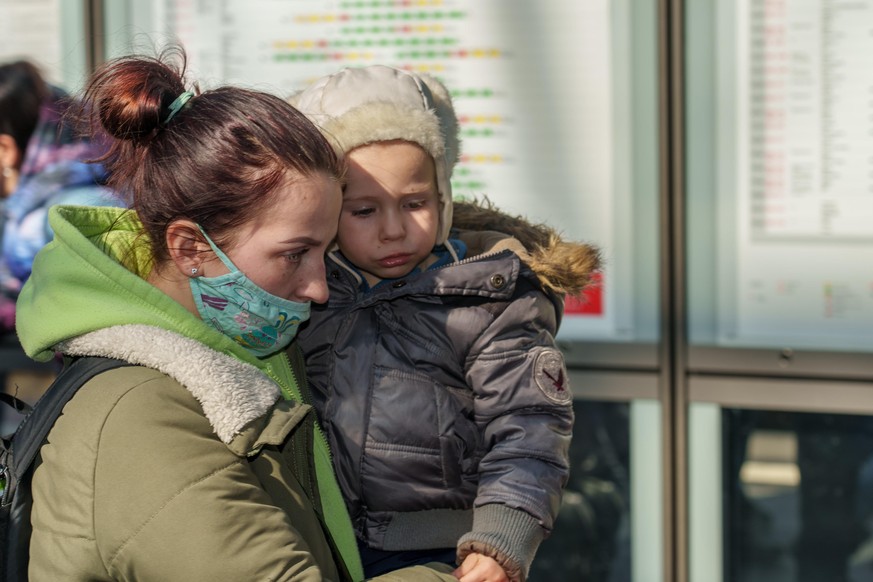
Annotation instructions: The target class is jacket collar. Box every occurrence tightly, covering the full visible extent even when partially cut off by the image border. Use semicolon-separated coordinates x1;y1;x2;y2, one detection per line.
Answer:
452;200;602;296
324;247;524;308
56;324;281;444
327;238;466;293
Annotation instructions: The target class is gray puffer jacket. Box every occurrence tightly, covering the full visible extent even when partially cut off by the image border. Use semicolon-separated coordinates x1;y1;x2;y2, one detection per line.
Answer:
298;200;601;582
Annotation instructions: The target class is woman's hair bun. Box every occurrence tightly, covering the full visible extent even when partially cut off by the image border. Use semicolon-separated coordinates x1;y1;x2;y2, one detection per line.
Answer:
85;48;187;142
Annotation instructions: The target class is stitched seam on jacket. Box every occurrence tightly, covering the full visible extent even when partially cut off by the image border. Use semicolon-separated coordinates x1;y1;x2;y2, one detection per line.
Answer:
86;372;159;575
376;309;448;357
30;377;151;544
106;460;245;568
365;441;441;455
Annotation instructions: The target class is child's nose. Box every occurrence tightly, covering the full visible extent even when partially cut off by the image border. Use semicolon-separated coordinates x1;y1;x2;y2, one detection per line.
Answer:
379;211;405;241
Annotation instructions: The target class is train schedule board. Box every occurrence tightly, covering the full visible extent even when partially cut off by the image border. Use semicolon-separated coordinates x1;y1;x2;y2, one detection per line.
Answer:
111;0;651;342
723;0;873;351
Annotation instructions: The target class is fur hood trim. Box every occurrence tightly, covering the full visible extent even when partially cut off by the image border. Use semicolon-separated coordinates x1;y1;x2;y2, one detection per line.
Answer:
453;199;602;296
56;325;280;444
289;65;460;244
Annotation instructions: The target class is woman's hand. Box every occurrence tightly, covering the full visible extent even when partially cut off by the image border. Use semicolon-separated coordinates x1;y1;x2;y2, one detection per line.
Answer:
452;552;509;582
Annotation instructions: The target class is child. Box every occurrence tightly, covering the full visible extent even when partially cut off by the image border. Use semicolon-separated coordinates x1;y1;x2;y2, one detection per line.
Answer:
291;65;600;582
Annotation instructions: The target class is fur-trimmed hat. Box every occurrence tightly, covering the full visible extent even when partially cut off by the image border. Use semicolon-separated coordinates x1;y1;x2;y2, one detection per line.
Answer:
289;65;460;245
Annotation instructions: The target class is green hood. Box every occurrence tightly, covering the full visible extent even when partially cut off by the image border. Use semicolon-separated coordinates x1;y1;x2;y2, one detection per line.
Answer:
17;205;260;365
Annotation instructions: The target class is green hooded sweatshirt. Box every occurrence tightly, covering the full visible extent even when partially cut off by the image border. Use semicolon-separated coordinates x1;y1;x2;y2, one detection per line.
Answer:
16;205;364;580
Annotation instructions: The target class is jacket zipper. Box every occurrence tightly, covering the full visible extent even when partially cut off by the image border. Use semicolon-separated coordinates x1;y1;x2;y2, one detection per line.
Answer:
264;350;338;498
436;248;510;270
267;351;332;462
272;350;364;581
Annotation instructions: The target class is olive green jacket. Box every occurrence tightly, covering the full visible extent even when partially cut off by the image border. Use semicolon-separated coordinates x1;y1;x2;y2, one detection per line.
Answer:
31;335;346;580
16;205;458;581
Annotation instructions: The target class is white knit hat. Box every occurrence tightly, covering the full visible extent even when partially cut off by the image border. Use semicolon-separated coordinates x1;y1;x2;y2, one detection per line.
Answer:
289;65;460;245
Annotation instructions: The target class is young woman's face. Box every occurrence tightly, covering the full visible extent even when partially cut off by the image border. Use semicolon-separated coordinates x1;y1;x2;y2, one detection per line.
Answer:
214;171;342;304
338;141;440;284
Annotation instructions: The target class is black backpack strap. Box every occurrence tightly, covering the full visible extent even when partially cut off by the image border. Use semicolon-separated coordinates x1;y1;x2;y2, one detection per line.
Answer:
0;394;31;417
1;357;131;582
11;357;131;482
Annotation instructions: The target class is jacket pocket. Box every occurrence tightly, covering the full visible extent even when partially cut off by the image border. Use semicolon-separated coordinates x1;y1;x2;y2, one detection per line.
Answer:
361;366;479;511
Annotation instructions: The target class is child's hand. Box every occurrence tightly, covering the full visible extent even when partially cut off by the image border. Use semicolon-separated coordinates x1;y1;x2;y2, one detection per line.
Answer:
452;552;509;582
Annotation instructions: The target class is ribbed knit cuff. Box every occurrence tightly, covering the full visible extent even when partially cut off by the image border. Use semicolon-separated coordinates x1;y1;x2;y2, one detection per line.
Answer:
456;504;546;582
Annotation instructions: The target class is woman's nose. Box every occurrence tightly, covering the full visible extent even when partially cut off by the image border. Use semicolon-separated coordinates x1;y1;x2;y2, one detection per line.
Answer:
294;261;330;304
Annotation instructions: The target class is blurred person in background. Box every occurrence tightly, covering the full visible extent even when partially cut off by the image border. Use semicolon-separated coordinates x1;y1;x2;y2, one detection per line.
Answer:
0;60;122;334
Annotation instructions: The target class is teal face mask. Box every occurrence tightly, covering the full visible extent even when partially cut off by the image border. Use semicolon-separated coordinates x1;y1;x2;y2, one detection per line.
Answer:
189;228;311;357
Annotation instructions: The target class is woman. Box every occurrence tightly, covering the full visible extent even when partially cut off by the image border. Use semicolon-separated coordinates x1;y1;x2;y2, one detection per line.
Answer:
14;49;455;581
0;60;121;331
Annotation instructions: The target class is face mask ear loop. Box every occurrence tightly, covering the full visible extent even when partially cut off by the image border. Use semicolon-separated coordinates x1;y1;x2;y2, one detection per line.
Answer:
196;225;237;274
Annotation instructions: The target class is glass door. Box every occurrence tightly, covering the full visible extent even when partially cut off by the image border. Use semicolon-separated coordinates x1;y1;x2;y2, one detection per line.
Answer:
0;0;92;90
685;1;873;581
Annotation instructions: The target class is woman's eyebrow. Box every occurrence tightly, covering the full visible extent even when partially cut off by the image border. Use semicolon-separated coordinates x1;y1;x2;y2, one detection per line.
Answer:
278;236;321;245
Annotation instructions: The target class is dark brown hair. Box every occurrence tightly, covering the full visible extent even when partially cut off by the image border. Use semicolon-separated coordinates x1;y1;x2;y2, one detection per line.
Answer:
0;60;49;155
78;46;341;263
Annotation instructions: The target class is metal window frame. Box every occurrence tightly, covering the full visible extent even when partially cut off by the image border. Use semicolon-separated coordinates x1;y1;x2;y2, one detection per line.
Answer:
689;346;873;382
659;1;687;581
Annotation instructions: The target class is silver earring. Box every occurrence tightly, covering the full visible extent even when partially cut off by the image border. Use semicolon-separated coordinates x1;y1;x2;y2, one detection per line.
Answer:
190;267;199;275
1;166;11;178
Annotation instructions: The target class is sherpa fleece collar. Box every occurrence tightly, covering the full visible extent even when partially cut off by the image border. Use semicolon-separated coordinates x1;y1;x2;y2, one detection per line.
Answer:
57;324;280;444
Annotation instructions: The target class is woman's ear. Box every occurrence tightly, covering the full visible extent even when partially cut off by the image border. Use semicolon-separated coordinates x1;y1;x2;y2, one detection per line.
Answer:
165;219;210;278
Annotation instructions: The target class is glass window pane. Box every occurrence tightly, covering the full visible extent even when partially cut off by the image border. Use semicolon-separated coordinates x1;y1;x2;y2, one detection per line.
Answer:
532;401;631;580
725;408;873;582
0;0;89;90
686;0;873;352
534;398;662;582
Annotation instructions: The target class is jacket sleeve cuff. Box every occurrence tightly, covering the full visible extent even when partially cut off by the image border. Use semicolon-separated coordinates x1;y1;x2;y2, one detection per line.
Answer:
456;504;546;582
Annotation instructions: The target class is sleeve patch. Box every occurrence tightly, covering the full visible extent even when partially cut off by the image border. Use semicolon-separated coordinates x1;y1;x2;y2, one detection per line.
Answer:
534;349;571;404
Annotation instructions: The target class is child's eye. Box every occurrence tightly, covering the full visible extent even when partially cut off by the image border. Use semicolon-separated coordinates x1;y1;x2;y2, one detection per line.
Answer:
406;197;431;210
350;207;375;217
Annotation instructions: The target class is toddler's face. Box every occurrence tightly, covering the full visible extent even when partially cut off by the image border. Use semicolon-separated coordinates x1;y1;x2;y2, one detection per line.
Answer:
338;140;440;285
